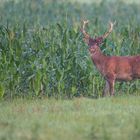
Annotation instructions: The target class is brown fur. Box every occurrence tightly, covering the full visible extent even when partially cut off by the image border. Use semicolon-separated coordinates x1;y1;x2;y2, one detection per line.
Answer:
81;20;140;96
88;37;140;96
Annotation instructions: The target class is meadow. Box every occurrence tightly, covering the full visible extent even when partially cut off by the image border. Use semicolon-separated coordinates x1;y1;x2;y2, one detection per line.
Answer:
0;96;140;140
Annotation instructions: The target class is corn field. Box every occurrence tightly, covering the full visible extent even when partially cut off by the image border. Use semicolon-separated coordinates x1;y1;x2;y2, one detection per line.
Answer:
0;0;140;98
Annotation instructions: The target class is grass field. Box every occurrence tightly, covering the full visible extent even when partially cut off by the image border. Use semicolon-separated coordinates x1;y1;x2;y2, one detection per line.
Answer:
0;96;140;140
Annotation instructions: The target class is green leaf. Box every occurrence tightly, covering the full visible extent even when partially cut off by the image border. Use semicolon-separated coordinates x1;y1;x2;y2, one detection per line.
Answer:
0;84;5;99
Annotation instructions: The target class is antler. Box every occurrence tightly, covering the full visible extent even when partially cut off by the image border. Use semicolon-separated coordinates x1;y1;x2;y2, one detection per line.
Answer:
102;21;116;39
81;20;90;40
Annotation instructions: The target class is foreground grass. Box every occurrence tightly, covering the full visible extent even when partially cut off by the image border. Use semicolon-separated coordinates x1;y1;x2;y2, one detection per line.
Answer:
0;96;140;140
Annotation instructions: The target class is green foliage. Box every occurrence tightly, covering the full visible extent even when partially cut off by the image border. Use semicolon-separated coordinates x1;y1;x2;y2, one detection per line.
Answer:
0;0;140;98
0;83;5;98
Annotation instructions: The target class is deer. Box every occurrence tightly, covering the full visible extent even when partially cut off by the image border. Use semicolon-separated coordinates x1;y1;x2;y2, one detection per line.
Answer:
81;20;140;96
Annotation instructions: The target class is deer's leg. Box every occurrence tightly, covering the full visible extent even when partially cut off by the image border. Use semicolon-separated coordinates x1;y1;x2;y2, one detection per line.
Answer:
103;80;110;97
106;73;116;96
108;79;115;96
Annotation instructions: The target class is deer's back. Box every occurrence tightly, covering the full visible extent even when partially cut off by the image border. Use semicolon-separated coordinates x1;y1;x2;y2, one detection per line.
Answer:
104;55;140;81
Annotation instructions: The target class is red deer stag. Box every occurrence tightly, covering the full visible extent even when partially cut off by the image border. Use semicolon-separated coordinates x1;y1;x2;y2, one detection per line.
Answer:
81;20;140;96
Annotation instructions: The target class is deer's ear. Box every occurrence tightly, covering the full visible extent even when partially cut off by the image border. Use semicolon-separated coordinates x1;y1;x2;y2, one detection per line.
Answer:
96;36;103;45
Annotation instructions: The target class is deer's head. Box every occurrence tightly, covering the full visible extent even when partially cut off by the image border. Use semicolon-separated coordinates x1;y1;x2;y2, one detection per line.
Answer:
81;20;115;53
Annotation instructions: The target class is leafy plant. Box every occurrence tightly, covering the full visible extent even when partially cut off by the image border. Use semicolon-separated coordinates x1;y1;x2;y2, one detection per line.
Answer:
0;0;140;98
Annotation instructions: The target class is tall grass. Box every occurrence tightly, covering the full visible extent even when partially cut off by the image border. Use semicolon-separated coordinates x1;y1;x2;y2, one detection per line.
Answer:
0;0;140;98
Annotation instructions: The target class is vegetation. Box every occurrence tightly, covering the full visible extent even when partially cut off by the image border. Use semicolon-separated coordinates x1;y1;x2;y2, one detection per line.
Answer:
0;96;139;140
0;0;140;98
0;1;140;140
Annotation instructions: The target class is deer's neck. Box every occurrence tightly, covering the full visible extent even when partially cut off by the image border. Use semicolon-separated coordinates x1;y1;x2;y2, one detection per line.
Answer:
90;48;107;74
